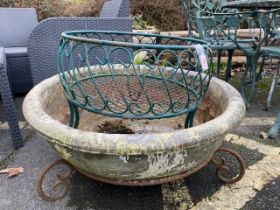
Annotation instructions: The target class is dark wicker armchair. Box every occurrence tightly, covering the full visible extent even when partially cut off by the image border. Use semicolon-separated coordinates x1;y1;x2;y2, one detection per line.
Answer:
0;7;38;94
0;47;23;148
0;7;38;149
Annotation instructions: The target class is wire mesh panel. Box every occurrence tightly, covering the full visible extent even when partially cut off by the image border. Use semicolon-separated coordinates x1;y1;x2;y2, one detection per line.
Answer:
57;31;213;126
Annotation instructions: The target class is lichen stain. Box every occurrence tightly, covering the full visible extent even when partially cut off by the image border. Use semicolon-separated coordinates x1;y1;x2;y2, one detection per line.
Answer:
54;144;72;160
138;150;197;178
118;155;130;163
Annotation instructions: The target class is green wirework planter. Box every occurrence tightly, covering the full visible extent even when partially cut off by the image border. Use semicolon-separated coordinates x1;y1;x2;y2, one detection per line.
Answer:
57;31;213;128
23;32;247;197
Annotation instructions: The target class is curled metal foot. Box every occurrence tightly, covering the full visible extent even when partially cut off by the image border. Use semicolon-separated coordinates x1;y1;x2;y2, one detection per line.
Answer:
36;159;73;201
211;147;246;184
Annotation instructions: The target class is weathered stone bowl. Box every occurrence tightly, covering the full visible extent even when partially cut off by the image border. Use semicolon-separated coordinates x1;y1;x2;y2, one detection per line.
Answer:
23;71;245;186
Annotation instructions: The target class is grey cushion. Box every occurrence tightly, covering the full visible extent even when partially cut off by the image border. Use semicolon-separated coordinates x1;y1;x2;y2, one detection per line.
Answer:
0;8;38;47
4;47;27;58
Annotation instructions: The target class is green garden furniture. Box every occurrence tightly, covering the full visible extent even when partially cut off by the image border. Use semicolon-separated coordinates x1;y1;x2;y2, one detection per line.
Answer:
183;0;257;107
258;28;280;138
258;19;280;138
221;0;280;137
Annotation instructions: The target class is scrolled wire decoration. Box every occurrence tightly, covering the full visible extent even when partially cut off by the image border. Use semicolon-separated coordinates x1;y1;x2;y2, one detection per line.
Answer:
36;159;73;201
211;147;246;184
58;31;213;127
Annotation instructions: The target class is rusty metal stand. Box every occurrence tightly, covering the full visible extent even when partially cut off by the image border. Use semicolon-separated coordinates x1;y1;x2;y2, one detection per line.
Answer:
36;159;73;201
37;147;246;201
211;147;246;184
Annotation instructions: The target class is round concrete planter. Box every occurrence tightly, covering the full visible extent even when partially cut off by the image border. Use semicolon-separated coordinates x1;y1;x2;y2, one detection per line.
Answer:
23;71;245;186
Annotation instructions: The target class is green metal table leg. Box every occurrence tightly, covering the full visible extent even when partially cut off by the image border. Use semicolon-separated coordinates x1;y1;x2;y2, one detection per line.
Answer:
241;55;256;109
256;57;266;82
266;64;279;110
225;49;234;82
216;49;223;78
269;112;280;138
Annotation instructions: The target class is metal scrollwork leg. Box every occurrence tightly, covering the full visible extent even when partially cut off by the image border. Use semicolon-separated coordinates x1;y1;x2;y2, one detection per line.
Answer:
68;101;80;128
185;109;197;128
36;159;73;201
211;147;246;184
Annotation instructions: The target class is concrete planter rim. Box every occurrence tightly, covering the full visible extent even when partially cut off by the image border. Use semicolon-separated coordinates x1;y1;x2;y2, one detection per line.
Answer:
23;73;245;155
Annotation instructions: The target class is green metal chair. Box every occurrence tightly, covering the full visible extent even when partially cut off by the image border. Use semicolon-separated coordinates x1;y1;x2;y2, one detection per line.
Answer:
256;13;280;110
259;45;280;138
260;47;280;110
183;0;233;80
257;21;280;138
182;0;257;106
247;10;280;138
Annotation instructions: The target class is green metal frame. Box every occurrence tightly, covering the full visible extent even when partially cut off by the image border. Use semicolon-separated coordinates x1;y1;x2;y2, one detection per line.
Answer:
259;36;280;110
183;0;241;80
256;12;280;137
256;10;280;79
57;31;213;128
182;0;259;107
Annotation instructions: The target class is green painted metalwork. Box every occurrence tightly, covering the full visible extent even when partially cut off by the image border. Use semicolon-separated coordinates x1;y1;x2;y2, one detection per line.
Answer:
269;112;280;138
246;5;280;138
182;0;242;81
220;1;280;137
182;0;269;107
223;0;280;9
57;31;213;128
